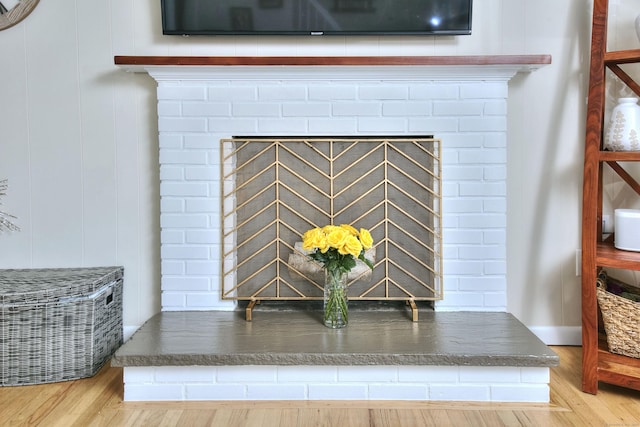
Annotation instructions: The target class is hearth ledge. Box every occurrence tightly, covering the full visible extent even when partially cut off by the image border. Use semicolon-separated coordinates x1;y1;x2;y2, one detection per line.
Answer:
112;311;559;368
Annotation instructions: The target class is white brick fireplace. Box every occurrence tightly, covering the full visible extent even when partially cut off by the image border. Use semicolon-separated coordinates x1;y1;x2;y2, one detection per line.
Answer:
116;56;553;402
141;61;542;311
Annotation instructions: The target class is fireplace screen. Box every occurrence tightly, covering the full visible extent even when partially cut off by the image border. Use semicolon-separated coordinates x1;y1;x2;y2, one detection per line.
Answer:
221;137;442;305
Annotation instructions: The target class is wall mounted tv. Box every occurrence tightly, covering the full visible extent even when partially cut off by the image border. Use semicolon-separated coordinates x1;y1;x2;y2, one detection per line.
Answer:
161;0;473;36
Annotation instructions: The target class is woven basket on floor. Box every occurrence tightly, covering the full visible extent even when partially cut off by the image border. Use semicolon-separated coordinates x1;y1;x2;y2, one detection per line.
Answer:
597;274;640;359
0;266;124;386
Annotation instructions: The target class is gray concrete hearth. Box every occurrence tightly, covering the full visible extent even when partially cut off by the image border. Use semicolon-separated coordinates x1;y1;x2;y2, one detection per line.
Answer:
113;310;558;402
114;310;557;368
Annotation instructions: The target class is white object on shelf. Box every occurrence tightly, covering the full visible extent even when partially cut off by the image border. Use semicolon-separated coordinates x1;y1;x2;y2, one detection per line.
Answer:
605;98;640;151
615;209;640;252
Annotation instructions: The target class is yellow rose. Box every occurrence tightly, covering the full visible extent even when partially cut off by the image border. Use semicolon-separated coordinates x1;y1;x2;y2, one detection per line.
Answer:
320;234;331;253
339;234;363;257
326;228;349;250
322;224;340;234
359;228;373;250
340;224;358;236
302;228;326;252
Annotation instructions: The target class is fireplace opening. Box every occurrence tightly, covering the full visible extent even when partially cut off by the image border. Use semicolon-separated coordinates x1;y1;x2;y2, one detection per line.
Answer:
221;137;442;315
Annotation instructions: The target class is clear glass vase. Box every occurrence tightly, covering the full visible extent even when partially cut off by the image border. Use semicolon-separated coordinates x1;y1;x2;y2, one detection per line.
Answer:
323;268;348;328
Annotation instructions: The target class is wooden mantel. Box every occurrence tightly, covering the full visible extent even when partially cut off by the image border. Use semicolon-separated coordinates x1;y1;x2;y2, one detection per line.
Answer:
114;55;551;68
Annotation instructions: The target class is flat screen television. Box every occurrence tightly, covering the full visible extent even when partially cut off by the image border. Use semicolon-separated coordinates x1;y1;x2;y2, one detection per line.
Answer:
161;0;472;36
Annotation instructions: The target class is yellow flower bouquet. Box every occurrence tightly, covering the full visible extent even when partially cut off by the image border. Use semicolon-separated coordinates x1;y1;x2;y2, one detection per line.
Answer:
302;224;374;328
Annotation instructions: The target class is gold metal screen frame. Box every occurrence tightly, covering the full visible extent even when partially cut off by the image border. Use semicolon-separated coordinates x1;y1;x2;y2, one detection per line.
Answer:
221;137;442;311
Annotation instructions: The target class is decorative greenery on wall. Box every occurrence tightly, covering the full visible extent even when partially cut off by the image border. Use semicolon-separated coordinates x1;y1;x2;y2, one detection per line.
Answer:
0;179;19;232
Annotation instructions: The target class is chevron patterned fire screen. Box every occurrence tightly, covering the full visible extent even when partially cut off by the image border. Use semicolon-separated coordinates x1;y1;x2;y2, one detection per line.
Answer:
221;137;442;305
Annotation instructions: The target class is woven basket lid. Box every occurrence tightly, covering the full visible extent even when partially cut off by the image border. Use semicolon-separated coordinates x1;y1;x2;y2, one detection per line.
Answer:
0;266;123;306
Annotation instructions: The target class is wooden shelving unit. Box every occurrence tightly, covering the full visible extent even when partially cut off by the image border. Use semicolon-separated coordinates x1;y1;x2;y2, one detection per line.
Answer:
582;0;640;394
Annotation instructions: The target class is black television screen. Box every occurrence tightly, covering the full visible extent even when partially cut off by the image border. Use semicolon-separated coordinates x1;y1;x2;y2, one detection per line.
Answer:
161;0;472;36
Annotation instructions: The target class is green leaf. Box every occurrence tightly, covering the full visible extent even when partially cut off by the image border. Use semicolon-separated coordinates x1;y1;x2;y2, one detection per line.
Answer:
359;253;374;270
326;260;339;271
343;256;356;272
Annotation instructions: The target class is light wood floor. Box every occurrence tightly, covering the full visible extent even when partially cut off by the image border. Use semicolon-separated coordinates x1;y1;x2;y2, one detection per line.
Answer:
1;346;639;426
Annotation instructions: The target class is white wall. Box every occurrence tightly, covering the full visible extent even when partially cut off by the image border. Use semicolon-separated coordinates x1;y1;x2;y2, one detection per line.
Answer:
0;0;594;341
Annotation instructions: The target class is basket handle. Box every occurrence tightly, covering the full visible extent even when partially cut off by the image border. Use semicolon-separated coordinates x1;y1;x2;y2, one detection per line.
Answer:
596;271;608;290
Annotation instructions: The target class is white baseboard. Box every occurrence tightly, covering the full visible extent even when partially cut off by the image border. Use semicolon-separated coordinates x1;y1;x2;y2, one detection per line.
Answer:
528;326;581;346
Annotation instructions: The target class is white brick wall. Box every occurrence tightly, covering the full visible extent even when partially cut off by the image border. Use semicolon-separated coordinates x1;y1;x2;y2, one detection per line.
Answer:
122;365;551;402
148;66;515;313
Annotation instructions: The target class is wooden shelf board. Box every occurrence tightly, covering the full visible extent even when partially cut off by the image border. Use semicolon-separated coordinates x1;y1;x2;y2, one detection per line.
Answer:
598;343;640;391
596;241;640;271
113;55;552;67
604;49;640;65
599;151;640;161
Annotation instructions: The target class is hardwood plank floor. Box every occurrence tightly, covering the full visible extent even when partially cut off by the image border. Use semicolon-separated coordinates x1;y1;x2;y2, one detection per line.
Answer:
1;346;639;426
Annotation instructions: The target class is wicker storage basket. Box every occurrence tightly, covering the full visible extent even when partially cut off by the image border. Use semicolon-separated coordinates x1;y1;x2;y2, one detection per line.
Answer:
0;266;123;386
597;273;640;359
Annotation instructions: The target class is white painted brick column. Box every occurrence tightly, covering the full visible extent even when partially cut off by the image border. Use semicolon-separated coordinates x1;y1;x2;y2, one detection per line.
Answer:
147;66;519;312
